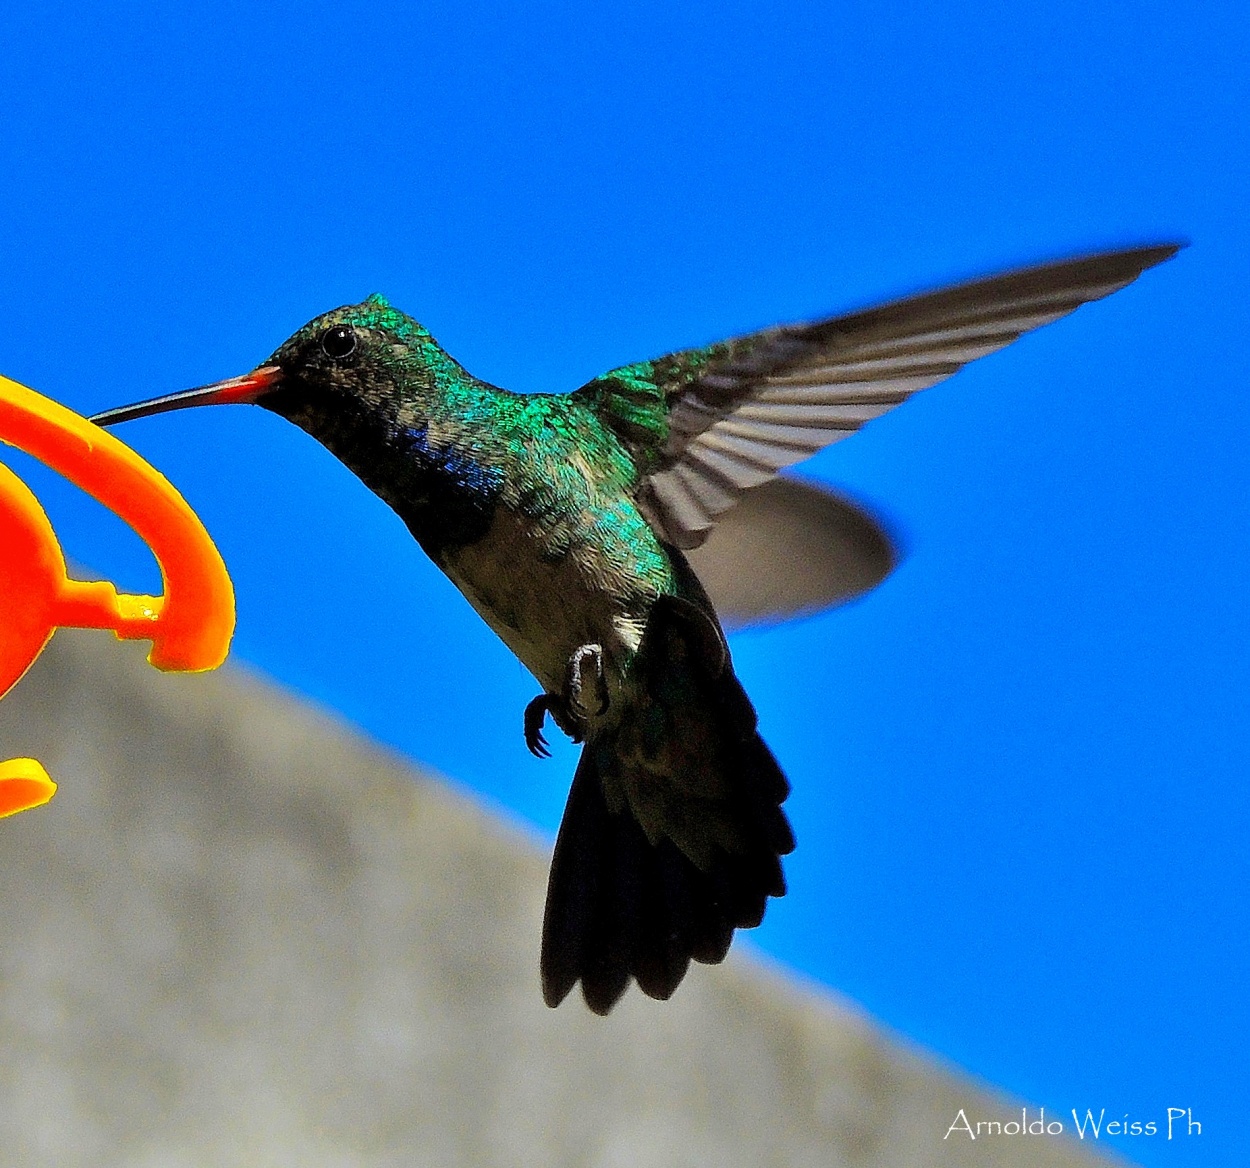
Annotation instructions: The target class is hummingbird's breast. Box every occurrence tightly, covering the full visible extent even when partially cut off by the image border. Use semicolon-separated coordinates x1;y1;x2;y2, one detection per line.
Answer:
399;392;678;698
291;382;677;697
438;480;673;698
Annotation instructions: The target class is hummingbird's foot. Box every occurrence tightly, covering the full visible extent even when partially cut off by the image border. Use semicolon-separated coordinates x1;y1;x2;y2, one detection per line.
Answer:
566;643;610;719
524;645;609;757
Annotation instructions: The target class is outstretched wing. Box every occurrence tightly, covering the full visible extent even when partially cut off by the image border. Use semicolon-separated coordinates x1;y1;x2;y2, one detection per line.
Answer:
574;244;1180;548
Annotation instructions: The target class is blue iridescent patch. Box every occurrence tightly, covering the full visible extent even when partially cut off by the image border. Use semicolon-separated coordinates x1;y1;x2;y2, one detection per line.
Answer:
400;425;502;502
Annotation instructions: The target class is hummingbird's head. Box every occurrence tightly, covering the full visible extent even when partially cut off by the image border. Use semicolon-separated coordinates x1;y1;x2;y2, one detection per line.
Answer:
90;294;463;438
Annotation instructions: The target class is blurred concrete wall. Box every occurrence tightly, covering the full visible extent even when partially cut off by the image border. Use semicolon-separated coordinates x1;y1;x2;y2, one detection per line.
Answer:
0;631;1118;1167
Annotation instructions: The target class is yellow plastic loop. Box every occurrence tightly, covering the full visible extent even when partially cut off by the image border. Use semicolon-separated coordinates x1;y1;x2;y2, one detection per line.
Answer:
0;373;235;813
0;758;56;818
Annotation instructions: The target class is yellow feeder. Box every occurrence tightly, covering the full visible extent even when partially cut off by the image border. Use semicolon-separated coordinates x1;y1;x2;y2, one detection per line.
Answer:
0;373;234;816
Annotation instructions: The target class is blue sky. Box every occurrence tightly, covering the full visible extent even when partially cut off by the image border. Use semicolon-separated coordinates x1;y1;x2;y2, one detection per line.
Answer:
2;3;1246;1163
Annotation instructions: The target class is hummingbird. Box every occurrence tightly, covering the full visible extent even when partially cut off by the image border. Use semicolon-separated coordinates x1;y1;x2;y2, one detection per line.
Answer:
92;243;1178;1014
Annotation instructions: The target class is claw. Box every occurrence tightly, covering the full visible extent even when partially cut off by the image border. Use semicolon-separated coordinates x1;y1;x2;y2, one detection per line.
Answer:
524;695;554;759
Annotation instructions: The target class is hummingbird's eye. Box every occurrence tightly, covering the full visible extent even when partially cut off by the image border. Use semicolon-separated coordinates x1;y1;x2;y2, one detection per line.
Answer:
321;325;358;360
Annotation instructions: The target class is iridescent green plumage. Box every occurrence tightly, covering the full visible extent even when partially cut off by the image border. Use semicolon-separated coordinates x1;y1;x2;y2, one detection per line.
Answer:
90;243;1179;1013
254;297;798;1013
263;300;683;701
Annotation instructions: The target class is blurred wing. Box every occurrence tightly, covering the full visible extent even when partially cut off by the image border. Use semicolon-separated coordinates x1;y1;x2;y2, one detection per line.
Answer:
577;244;1179;548
685;475;897;629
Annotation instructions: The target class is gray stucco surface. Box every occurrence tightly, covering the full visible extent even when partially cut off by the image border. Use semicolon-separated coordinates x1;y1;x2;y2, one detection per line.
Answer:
0;630;1120;1167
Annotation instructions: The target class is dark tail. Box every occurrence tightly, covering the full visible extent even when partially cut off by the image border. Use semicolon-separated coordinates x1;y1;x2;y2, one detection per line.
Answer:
541;595;795;1015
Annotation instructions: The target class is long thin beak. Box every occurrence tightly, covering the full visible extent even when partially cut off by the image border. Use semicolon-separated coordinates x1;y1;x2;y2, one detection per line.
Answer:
90;365;284;427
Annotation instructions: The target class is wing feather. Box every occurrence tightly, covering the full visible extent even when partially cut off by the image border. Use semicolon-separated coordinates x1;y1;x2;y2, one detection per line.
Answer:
575;244;1180;547
684;475;898;627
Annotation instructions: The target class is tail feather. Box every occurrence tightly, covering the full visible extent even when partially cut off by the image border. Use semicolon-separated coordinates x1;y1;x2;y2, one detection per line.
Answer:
541;595;794;1014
